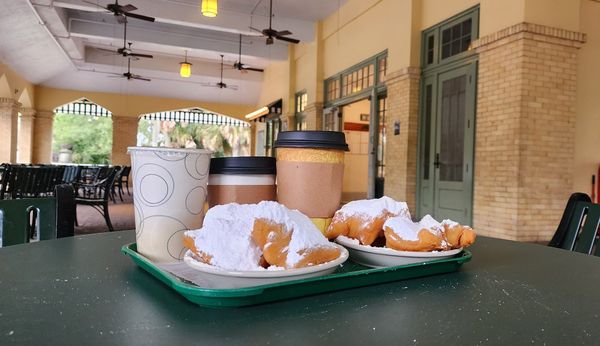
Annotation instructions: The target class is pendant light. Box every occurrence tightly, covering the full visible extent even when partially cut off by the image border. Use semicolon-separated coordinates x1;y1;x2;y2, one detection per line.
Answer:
201;0;218;17
179;51;192;78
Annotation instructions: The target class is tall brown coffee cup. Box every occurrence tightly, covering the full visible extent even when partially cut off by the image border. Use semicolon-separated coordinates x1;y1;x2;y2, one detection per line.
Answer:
274;131;349;220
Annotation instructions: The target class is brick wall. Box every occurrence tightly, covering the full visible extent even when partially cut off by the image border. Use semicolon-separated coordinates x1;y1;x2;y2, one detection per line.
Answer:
32;110;54;164
304;102;324;130
0;98;20;163
384;67;420;212
112;115;139;166
472;23;585;241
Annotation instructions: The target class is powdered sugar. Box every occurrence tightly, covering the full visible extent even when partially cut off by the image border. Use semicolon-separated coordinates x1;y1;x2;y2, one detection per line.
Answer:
185;201;335;271
383;217;422;241
384;214;448;241
336;196;411;220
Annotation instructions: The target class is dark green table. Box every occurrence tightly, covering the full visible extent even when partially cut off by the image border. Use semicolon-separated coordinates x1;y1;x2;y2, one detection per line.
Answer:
1;231;599;345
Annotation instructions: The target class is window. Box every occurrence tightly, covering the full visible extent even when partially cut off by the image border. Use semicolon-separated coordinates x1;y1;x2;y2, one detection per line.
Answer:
295;91;308;130
422;7;479;68
441;18;472;59
324;51;387;106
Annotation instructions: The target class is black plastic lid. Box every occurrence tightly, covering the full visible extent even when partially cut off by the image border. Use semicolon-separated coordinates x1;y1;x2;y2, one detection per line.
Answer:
273;131;349;151
209;157;276;175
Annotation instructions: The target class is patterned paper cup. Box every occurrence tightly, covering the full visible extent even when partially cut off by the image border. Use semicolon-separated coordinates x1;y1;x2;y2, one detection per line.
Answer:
128;147;212;263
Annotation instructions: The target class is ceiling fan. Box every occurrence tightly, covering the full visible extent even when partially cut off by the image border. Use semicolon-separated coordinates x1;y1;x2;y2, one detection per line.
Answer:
233;34;264;73
250;0;300;45
82;0;155;23
99;21;153;59
202;55;238;90
108;57;151;81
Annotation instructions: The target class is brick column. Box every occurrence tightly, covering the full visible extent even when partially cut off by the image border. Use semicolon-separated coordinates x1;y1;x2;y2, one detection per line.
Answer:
384;67;421;212
0;98;21;163
32;110;54;164
111;115;139;166
17;107;35;163
472;23;585;241
304;102;323;130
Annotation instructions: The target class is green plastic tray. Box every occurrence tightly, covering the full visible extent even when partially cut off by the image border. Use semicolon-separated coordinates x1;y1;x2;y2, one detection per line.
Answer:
122;243;472;308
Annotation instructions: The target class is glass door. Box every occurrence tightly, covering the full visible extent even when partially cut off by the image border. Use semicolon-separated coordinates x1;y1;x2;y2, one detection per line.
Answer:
418;62;476;224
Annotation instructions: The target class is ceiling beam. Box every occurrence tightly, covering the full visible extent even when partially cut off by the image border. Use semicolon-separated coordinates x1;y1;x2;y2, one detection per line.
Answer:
53;0;314;42
68;13;289;60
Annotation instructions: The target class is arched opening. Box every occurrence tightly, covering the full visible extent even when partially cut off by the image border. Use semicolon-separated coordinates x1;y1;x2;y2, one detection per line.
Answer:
52;98;113;164
137;107;251;157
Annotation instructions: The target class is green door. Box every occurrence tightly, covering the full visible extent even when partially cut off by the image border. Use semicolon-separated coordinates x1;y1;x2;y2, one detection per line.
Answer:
418;62;476;224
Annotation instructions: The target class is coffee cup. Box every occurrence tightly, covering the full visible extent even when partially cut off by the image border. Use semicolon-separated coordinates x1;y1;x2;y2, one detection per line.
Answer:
128;147;211;263
208;156;277;207
274;131;348;227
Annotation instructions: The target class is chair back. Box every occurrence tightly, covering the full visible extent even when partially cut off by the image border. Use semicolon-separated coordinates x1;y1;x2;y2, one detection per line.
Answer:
0;184;75;247
120;166;131;179
548;192;592;248
556;199;600;255
55;184;75;238
0;197;56;247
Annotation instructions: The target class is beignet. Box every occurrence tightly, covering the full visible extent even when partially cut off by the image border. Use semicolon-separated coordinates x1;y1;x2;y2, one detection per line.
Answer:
325;196;411;245
184;201;340;271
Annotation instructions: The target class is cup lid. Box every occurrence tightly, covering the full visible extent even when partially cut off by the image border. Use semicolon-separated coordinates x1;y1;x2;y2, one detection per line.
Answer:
210;157;276;175
273;131;349;151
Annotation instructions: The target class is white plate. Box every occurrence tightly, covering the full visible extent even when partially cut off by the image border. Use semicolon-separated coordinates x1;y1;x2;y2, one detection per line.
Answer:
335;236;462;268
182;244;349;289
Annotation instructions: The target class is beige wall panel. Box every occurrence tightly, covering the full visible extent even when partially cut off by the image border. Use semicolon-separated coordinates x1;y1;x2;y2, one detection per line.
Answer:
34;86;254;120
0;64;35;105
294;42;318;102
524;0;580;32
322;0;413;76
574;0;600;194
257;60;292;112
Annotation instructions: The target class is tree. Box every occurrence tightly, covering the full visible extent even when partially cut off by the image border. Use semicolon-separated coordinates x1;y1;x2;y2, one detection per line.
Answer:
52;113;113;164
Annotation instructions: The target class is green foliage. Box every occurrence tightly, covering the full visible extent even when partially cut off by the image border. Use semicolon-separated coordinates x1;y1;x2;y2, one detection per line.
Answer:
137;119;250;157
52;113;113;164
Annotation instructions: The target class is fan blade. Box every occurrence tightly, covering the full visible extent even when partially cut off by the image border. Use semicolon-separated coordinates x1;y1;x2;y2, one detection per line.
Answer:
132;75;151;82
120;4;137;12
249;27;263;34
129;52;153;59
276;35;300;44
124;12;155;22
228;85;239;91
244;67;264;73
276;30;292;36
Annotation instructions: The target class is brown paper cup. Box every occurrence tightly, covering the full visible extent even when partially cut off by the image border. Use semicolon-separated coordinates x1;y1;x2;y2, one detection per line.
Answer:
276;148;344;218
207;174;276;207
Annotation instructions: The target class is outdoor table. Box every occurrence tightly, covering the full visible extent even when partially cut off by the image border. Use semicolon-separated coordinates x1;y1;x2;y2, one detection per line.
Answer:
1;230;599;344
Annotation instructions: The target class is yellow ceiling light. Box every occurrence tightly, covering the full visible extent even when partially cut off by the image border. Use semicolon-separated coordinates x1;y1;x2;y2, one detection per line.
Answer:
201;0;218;17
180;51;192;78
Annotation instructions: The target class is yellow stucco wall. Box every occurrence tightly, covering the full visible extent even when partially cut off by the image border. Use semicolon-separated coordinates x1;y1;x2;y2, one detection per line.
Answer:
256;58;293;115
0;63;35;107
35;86;255;119
574;0;600;195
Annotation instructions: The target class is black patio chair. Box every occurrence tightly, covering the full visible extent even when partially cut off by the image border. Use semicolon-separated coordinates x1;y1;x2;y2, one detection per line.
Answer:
73;168;118;232
119;166;131;196
548;192;600;255
0;184;75;246
112;166;131;202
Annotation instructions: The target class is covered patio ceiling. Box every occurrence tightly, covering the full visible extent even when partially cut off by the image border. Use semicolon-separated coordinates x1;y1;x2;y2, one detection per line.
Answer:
0;0;345;105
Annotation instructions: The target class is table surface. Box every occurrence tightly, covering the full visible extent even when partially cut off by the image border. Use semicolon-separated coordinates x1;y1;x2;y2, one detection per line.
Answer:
1;231;599;345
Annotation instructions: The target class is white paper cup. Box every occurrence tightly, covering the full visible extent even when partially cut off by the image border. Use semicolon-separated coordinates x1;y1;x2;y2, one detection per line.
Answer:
128;147;212;263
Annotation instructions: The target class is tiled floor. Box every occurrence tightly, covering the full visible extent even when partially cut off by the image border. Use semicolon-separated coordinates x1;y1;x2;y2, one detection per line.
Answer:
75;192;135;235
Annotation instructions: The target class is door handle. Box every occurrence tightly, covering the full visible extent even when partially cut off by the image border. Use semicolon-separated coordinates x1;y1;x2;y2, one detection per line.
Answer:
434;153;440;169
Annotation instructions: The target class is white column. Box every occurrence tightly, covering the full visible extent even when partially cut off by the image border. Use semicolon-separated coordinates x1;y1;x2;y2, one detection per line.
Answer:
0;97;21;163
